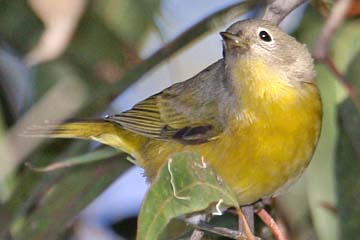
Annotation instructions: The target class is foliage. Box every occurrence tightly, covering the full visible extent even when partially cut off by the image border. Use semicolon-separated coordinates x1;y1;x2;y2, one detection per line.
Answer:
0;0;359;239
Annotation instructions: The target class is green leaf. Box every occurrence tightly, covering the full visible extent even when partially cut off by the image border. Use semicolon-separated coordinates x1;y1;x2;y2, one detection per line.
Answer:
9;153;132;240
137;152;239;240
336;99;360;239
0;1;42;53
336;51;360;238
346;51;360;93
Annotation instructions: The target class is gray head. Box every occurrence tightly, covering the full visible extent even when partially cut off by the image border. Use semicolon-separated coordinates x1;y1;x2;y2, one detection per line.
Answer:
220;19;315;83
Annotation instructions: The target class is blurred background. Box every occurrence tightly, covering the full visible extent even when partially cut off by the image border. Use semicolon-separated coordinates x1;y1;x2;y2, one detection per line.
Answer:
0;0;359;239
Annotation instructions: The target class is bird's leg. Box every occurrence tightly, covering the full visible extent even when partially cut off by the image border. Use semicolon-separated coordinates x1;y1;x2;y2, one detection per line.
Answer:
226;205;255;237
236;207;256;240
254;200;288;240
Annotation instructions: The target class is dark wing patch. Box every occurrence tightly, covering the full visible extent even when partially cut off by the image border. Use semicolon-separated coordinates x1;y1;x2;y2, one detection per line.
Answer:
172;125;214;144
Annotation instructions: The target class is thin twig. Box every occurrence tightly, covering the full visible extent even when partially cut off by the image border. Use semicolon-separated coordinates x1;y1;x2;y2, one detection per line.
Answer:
271;199;292;238
311;0;359;108
256;209;287;240
322;56;360;110
240;205;255;232
237;208;256;240
262;0;307;25
313;0;352;60
320;201;338;215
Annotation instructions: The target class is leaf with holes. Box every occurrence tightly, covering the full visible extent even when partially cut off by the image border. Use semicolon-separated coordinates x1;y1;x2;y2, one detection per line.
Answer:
137;152;239;240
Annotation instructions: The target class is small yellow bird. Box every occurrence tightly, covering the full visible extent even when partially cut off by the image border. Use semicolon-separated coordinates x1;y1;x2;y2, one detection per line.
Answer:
31;19;322;205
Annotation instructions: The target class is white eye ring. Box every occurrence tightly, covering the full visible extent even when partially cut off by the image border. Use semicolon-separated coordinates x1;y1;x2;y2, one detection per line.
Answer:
257;27;274;43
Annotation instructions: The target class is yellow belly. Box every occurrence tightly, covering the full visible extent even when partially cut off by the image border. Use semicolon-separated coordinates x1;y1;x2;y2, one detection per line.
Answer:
140;60;322;205
206;84;322;204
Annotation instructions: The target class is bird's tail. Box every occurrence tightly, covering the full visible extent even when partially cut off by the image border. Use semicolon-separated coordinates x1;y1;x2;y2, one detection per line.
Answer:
24;119;147;159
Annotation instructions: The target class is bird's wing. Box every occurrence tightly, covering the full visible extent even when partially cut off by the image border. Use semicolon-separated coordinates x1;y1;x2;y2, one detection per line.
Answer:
107;61;226;144
107;90;223;144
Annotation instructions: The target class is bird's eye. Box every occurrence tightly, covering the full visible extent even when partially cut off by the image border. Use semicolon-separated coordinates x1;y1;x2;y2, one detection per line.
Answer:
259;30;272;42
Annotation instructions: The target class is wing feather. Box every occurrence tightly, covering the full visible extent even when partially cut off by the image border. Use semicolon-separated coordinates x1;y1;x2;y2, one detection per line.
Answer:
106;60;226;144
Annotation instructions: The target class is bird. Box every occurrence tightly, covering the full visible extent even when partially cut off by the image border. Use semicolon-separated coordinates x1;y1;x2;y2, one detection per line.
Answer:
28;19;322;205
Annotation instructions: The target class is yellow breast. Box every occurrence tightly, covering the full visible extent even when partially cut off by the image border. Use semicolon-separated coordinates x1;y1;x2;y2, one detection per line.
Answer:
207;59;322;204
141;59;322;205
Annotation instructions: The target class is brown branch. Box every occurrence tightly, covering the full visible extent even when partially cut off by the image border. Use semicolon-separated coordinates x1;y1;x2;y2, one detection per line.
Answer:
256;208;288;240
271;199;292;238
313;0;352;60
184;218;261;240
320;201;338;215
312;0;359;109
322;56;360;110
262;0;307;25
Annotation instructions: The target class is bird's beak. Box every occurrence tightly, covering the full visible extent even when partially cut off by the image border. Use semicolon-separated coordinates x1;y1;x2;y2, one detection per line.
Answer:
220;32;247;49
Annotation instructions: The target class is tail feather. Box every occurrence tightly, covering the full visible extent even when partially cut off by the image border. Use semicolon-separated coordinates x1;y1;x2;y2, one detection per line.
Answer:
24;119;147;159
